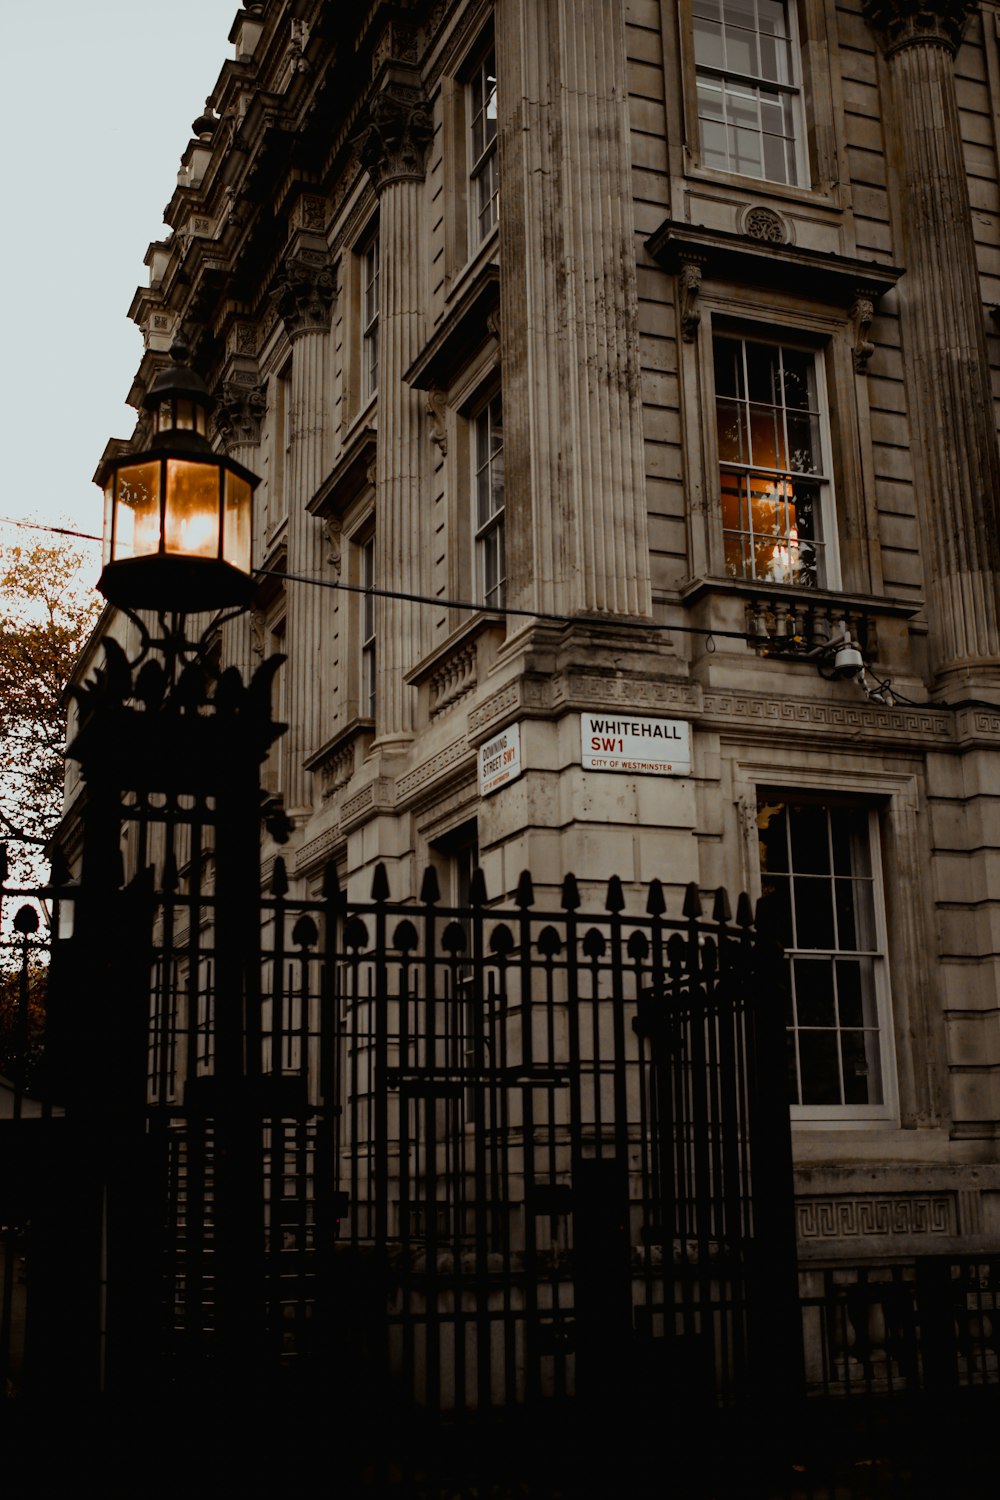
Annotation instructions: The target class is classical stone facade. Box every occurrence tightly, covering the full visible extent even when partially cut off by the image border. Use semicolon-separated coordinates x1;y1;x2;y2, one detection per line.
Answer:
92;0;1000;1262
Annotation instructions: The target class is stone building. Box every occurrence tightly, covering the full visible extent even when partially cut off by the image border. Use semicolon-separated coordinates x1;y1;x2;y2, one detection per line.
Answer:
87;0;1000;1272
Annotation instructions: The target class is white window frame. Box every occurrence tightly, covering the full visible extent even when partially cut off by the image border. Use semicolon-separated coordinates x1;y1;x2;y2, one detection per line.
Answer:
468;40;498;246
692;0;807;188
756;793;897;1125
361;228;380;402
712;327;840;590
473;391;505;608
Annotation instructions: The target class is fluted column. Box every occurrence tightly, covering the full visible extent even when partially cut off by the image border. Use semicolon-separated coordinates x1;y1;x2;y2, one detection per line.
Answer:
496;0;651;622
360;66;433;743
864;0;1000;691
213;373;266;681
273;248;336;810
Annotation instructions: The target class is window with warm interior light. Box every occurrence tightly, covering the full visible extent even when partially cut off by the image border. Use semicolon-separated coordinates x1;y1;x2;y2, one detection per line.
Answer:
756;796;895;1121
469;42;498;243
714;331;836;588
473;392;505;608
693;0;805;186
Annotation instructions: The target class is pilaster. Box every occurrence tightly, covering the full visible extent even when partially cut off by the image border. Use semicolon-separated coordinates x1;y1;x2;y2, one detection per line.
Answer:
495;0;652;623
864;0;1000;692
360;65;433;744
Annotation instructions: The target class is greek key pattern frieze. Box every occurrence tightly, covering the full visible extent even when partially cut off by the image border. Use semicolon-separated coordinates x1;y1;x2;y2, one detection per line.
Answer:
701;691;948;739
396;738;473;801
468;684;523;736
798;1195;954;1240
294;826;343;876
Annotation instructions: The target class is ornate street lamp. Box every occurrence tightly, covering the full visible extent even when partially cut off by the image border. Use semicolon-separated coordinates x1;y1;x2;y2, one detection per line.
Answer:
97;342;257;612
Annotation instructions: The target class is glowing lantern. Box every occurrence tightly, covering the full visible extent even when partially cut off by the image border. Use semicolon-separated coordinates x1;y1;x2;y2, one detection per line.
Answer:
97;343;258;612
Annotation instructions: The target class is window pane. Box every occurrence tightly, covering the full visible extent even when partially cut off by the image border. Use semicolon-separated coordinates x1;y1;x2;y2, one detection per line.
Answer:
697;0;800;185
794;957;836;1027
794;878;835;950
713;337;743;399
757;801;789;872
716;399;747;464
757;796;889;1113
694;14;725;67
723;24;756;76
789;804;830;875
714;334;832;587
842;1029;882;1106
798;1031;842;1106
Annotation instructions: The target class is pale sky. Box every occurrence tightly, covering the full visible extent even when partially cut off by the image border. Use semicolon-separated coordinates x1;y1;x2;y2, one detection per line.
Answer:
0;1;240;574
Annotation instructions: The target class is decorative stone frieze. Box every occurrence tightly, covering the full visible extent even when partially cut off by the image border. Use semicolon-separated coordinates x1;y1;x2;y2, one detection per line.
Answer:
271;251;337;339
358;68;433;191
862;0;977;57
212;379;267;449
426;388;448;455
741;206;787;243
322;516;342;576
226;321;258;359
797;1195;955;1240
372;19;420;71
851;294;876;373
678;260;703;343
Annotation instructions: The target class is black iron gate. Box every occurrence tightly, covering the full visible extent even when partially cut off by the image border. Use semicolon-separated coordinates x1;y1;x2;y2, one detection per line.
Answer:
325;865;799;1421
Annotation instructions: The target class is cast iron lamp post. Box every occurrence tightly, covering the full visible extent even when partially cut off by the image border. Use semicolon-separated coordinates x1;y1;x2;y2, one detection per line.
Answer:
53;342;284;1399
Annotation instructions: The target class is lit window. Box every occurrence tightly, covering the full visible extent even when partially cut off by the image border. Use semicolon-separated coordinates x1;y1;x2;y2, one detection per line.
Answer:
693;0;804;186
361;536;376;720
474;393;505;608
362;231;380;400
757;797;895;1119
469;44;498;242
714;333;836;588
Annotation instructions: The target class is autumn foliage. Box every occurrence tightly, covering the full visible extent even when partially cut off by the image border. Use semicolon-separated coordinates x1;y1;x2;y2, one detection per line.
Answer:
0;533;102;886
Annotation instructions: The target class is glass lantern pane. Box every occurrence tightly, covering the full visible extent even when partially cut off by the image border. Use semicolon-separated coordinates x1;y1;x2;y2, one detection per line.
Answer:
164;459;221;559
103;482;115;566
223;472;252;572
115;460;162;559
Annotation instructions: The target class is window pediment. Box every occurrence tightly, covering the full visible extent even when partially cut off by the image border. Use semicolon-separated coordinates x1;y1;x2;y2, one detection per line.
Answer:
307;424;377;520
405;261;499;392
647;219;903;306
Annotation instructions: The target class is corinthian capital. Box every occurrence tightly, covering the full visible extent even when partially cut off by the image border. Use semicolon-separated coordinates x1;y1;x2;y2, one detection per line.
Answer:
862;0;978;57
359;69;433;191
213;379;267;449
271;251;337;340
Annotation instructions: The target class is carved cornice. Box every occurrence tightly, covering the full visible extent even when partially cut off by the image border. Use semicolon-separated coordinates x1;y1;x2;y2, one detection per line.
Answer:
861;0;978;57
358;69;433;191
270;250;337;339
213;379;267;449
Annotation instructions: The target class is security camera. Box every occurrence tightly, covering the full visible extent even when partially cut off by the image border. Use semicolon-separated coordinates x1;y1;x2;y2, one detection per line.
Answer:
832;639;864;676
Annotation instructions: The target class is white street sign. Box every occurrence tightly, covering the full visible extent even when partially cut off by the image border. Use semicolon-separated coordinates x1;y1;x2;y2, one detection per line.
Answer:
479;722;523;796
581;712;691;776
